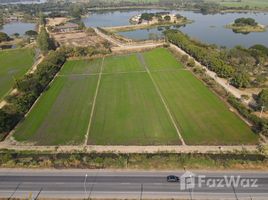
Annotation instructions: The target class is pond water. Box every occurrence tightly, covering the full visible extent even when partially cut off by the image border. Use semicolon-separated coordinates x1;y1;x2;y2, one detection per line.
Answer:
83;9;166;28
0;22;36;36
83;10;268;48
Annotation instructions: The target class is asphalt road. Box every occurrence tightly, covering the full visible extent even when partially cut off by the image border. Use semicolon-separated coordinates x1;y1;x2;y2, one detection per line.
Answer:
0;170;267;199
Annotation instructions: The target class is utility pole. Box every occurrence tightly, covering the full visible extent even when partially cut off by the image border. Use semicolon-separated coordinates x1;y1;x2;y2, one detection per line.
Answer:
84;174;88;198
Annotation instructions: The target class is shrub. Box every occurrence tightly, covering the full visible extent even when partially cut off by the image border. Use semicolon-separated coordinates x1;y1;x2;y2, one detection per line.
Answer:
256;89;268;111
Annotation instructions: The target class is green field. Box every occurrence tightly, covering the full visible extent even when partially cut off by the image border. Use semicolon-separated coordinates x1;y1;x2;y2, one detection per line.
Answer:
88;72;180;145
152;71;257;145
143;48;183;70
14;48;258;145
206;0;268;8
103;54;145;73
0;48;34;99
14;75;98;145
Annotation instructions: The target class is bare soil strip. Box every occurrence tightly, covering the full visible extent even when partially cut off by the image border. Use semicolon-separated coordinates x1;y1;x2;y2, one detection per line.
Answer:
0;143;258;153
137;53;186;145
84;57;105;145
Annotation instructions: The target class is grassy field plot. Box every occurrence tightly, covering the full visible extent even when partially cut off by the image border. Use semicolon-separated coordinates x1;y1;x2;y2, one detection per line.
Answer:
145;60;258;145
59;58;102;75
102;54;145;73
0;48;34;99
143;48;183;70
206;0;268;8
14;62;99;145
88;72;180;145
13;48;258;146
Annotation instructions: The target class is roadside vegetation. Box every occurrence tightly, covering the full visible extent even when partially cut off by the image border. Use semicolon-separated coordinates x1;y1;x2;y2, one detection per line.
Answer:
0;150;267;170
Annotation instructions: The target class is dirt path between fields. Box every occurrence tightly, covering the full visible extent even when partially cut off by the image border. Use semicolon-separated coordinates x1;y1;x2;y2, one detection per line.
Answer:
84;57;104;146
0;142;260;154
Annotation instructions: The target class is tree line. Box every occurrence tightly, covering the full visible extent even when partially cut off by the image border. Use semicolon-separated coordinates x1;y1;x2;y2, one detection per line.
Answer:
37;27;56;54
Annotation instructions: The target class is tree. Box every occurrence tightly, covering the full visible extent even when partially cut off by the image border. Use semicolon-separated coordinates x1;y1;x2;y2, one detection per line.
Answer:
0;32;10;42
250;44;268;56
256;89;268;111
69;4;83;19
13;33;20;38
140;13;154;21
77;21;85;30
230;72;250;88
25;30;38;37
37;27;55;54
234;18;257;26
0;14;3;27
39;13;46;26
175;14;182;20
0;109;21;134
164;15;171;21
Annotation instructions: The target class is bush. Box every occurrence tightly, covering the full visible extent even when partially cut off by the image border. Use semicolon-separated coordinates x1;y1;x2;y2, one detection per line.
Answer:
227;95;268;135
230;72;250;88
234;18;257;26
187;58;195;67
256;89;268;111
0;32;10;42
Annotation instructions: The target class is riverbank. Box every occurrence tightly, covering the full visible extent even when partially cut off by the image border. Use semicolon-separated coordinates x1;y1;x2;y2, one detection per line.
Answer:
225;23;266;33
86;6;268;13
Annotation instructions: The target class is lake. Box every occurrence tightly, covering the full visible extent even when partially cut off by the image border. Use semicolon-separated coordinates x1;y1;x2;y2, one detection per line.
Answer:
0;22;36;36
83;10;268;48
